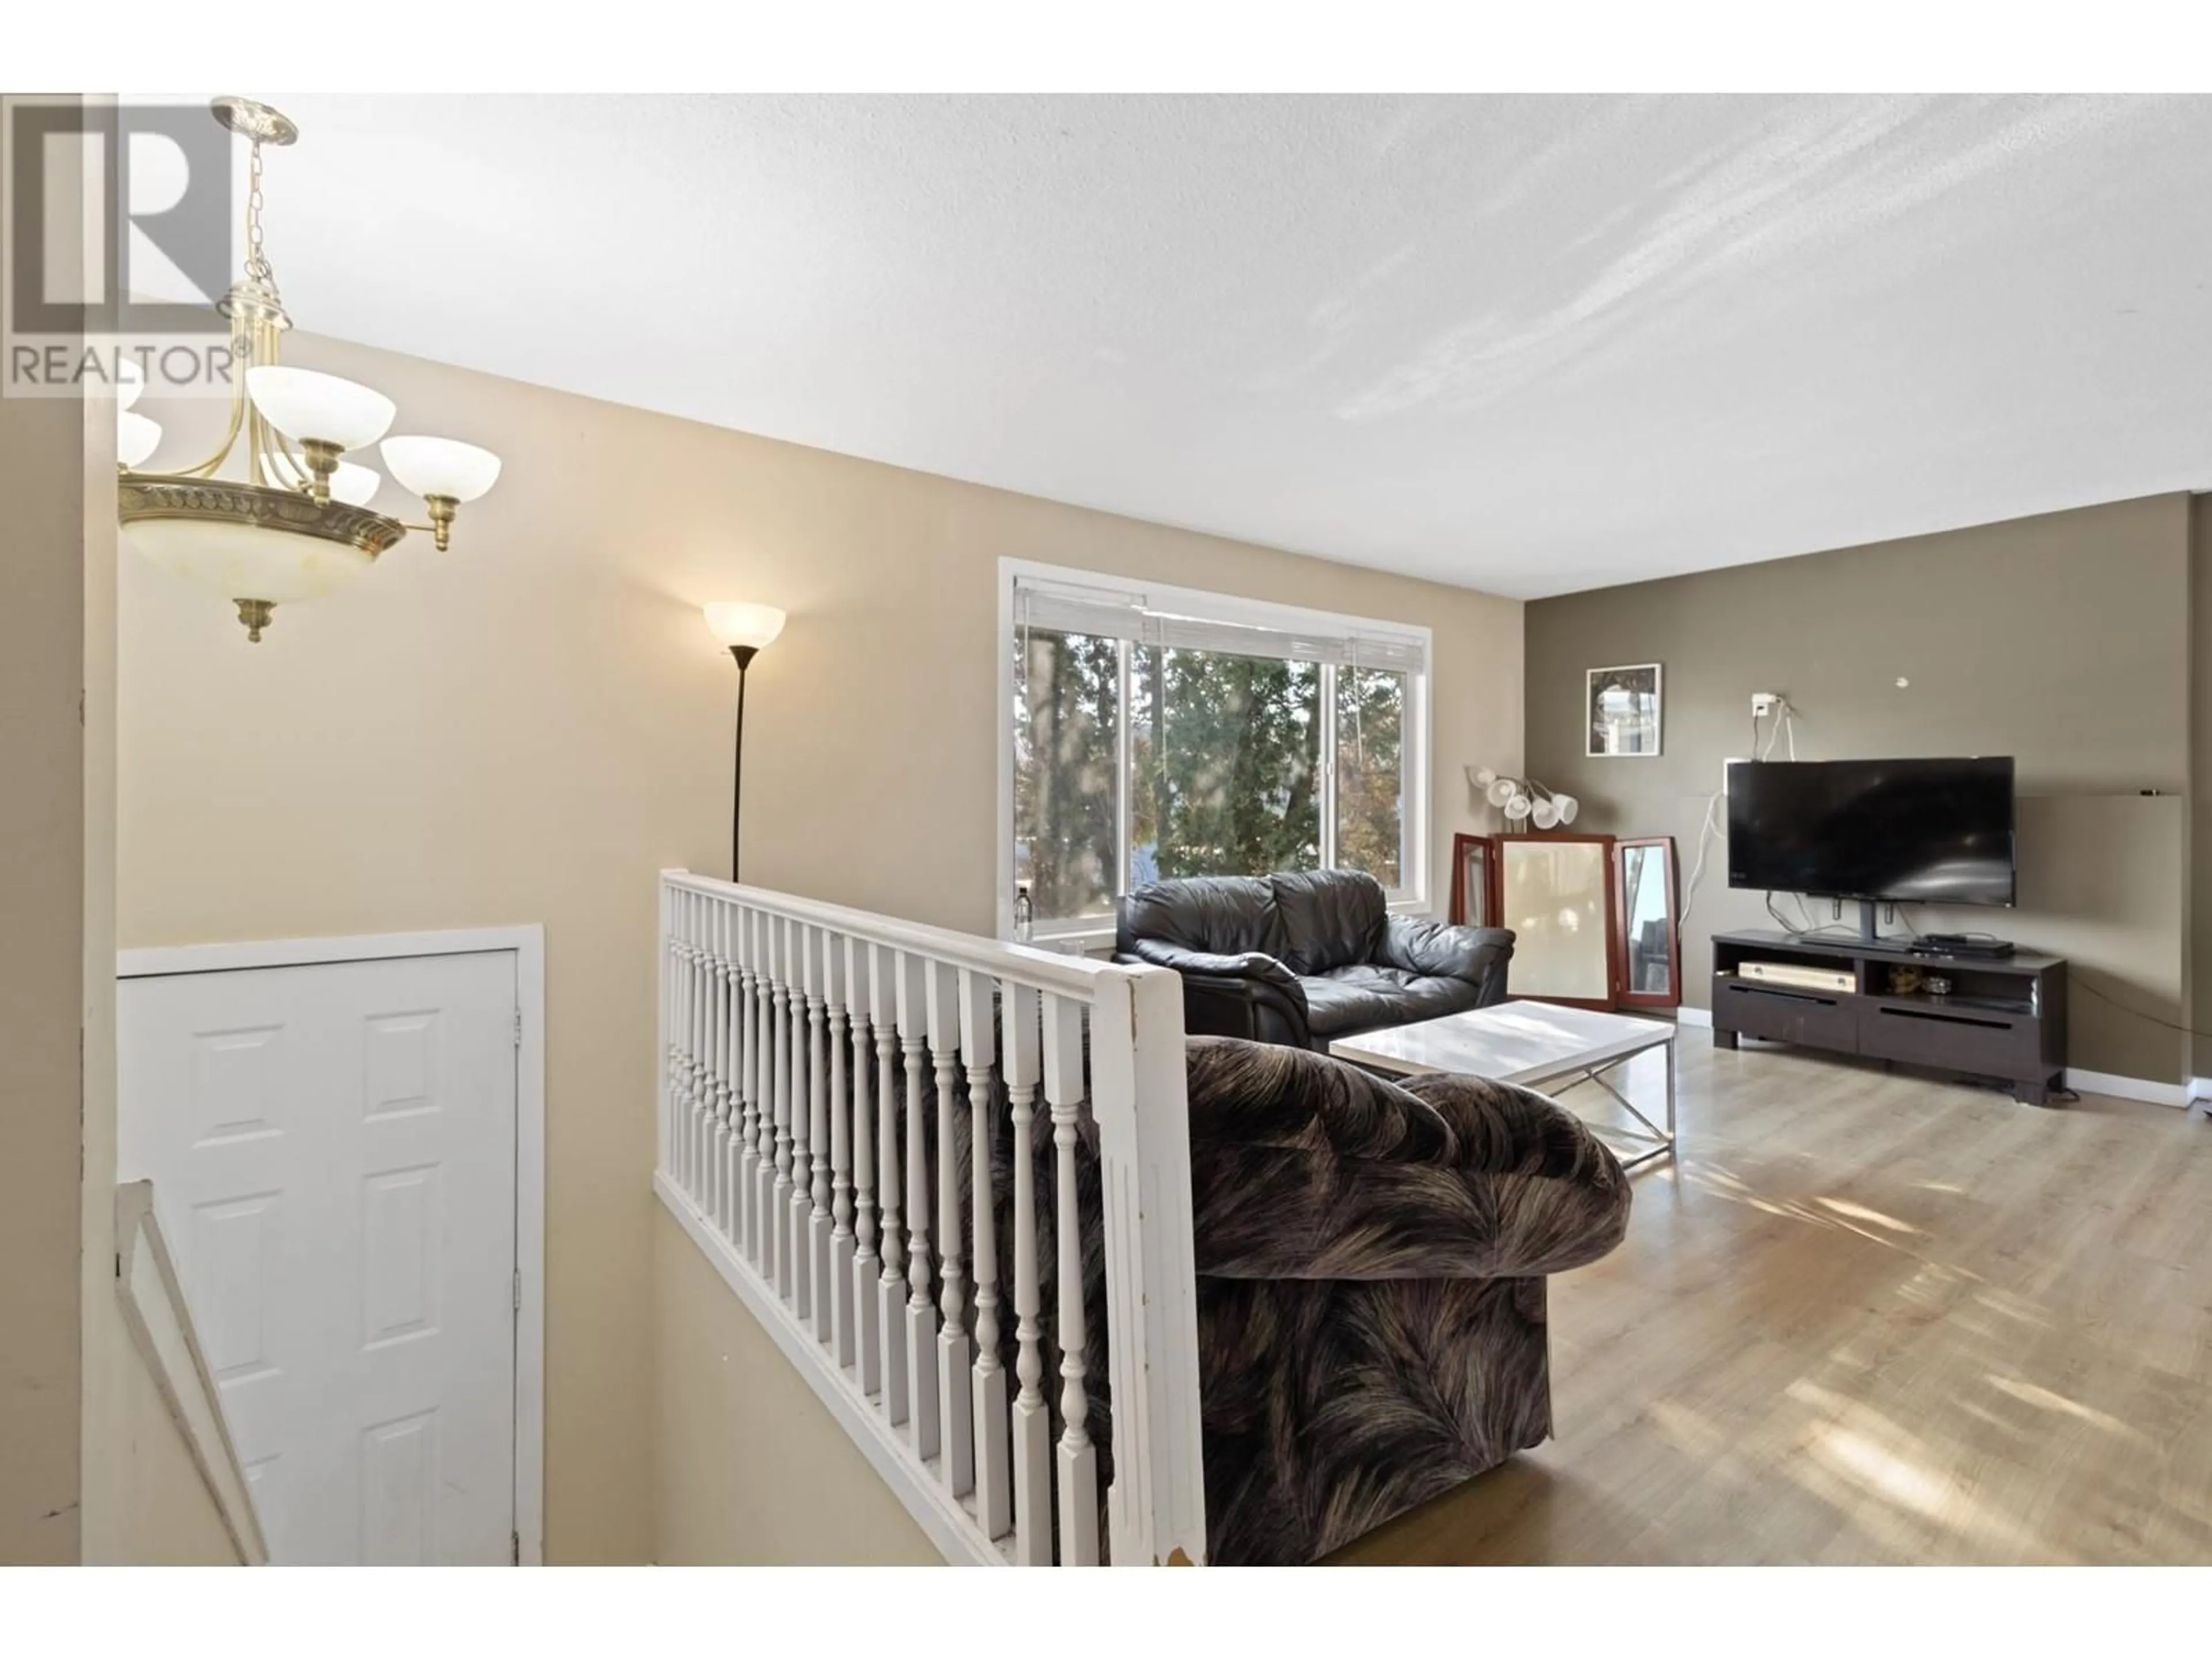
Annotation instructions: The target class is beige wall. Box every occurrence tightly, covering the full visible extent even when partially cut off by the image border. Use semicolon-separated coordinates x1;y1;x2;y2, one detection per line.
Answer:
1;321;91;1568
120;334;1524;1562
83;1305;245;1566
650;1209;938;1565
1525;494;2194;1084
0;96;208;1567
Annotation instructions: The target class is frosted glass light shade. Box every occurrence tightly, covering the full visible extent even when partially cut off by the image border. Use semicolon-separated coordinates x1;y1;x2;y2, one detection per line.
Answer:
118;410;162;468
247;366;396;450
381;435;502;502
704;602;787;652
1503;793;1533;821
1485;777;1517;808
328;460;381;506
1554;794;1580;825
1531;798;1560;830
122;517;376;603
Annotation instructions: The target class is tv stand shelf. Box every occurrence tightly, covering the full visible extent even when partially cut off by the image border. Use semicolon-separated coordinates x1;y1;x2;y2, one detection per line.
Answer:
1710;930;2066;1105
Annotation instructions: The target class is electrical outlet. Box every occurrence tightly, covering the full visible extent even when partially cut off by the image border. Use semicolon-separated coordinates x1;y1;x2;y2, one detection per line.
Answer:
1750;692;1781;717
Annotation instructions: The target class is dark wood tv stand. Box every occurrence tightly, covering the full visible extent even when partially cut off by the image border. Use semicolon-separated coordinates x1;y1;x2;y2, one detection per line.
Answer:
1710;930;2067;1105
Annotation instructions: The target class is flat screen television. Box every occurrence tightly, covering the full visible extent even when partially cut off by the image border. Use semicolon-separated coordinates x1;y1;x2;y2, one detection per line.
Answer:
1727;757;2016;907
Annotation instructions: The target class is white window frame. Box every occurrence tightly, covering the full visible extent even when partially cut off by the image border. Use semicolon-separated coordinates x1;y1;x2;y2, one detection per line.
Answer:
997;557;1433;945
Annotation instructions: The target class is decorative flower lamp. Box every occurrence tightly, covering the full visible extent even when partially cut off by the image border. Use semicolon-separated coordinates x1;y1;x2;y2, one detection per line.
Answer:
1468;765;1579;829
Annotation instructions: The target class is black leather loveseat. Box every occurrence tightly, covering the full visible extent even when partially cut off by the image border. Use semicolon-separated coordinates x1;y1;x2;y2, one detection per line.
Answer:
1115;869;1515;1051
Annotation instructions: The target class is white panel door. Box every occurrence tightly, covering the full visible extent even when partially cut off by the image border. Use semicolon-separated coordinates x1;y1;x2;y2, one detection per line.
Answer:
119;950;518;1565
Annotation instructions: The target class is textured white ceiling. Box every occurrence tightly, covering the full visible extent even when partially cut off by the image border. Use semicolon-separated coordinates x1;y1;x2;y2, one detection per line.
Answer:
256;94;2212;598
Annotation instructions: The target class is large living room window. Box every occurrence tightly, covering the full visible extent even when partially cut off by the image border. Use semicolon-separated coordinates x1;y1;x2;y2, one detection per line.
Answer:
1001;561;1430;938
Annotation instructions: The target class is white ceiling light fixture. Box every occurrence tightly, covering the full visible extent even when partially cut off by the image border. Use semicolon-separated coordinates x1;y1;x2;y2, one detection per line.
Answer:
116;96;502;643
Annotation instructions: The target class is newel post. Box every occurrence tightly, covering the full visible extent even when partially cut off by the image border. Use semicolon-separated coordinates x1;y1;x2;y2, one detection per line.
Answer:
1088;962;1207;1566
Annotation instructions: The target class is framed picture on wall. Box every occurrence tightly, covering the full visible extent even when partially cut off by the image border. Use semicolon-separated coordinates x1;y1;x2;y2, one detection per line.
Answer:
1587;663;1662;757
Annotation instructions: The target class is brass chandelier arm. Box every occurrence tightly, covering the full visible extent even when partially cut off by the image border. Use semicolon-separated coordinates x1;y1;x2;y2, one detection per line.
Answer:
170;377;248;478
254;416;313;493
165;284;290;480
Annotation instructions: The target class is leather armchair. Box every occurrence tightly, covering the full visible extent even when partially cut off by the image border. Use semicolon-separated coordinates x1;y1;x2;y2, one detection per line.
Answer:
1116;869;1513;1050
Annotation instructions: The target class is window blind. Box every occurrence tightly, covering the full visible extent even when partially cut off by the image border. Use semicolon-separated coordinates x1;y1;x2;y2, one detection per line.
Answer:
1012;575;1429;674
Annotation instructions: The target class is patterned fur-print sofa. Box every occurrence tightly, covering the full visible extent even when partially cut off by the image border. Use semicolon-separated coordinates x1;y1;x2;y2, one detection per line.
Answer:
946;1033;1631;1565
1180;1038;1631;1563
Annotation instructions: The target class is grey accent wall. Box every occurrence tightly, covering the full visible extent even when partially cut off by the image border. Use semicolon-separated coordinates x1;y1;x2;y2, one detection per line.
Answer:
1524;493;2194;1085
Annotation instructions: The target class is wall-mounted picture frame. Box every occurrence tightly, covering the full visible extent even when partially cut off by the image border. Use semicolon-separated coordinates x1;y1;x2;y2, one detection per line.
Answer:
1587;662;1662;757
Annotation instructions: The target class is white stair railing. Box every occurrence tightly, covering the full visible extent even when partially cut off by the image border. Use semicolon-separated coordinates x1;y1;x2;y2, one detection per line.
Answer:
654;871;1207;1566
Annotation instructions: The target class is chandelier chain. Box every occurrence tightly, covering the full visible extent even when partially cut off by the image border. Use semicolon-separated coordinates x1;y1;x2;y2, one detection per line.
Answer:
243;138;275;289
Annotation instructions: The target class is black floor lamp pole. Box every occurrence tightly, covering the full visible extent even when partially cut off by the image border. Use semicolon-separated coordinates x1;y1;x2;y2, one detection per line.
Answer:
729;644;757;882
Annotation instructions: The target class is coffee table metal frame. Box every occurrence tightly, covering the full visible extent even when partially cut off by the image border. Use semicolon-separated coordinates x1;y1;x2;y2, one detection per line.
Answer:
1329;1007;1678;1172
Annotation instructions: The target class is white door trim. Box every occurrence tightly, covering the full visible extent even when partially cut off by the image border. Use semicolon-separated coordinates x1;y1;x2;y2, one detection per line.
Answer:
118;925;547;1567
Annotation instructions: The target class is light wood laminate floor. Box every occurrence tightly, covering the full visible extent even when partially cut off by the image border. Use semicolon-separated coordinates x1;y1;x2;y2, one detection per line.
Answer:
1331;1036;2212;1565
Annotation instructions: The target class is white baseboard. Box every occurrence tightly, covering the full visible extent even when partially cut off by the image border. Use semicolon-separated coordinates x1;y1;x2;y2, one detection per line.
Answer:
2192;1076;2212;1104
1675;1005;1713;1029
2062;1067;2192;1109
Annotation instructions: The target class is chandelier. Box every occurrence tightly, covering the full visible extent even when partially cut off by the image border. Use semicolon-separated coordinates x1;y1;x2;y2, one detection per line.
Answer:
116;96;501;642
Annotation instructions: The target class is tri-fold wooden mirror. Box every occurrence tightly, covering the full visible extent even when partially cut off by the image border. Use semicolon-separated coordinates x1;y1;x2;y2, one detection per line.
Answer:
1450;832;1680;1010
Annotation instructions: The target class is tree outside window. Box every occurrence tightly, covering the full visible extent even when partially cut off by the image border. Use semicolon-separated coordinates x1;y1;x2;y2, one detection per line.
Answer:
1013;624;1415;929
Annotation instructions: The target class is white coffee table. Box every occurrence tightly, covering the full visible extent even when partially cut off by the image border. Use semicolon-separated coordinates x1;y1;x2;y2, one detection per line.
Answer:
1329;1002;1677;1171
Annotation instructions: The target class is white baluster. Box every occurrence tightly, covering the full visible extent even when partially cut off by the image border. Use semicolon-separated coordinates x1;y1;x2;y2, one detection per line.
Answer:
845;934;878;1391
870;944;908;1426
730;911;756;1247
711;904;734;1237
790;922;817;1324
825;935;855;1366
752;908;776;1271
808;930;834;1340
1002;982;1051;1563
770;916;794;1298
1043;991;1099;1566
896;951;940;1460
695;902;714;1218
927;964;974;1499
671;894;691;1192
734;906;759;1266
734;911;752;1247
684;895;706;1202
712;911;730;1247
961;969;1010;1539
